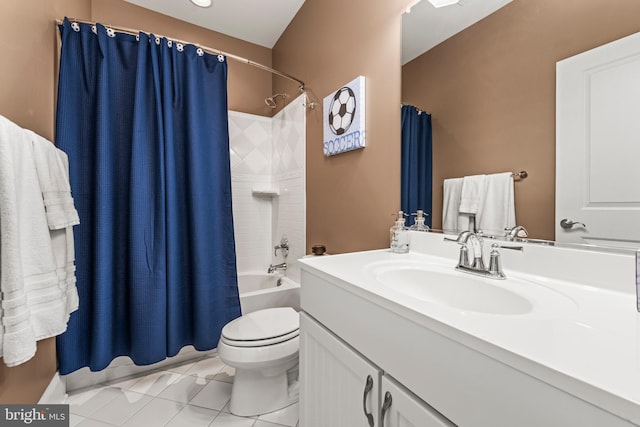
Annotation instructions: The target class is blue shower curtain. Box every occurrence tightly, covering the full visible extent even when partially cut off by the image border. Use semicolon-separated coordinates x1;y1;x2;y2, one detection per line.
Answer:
55;19;241;374
401;105;433;227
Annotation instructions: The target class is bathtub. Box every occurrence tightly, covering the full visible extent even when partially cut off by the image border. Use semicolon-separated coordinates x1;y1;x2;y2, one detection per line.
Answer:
237;272;300;314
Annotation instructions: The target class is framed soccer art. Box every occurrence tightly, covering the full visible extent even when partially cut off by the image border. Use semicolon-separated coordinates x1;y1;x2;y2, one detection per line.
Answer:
322;76;365;156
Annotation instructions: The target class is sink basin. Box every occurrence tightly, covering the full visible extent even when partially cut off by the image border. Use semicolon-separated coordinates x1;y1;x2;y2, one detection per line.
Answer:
364;260;577;317
374;268;532;315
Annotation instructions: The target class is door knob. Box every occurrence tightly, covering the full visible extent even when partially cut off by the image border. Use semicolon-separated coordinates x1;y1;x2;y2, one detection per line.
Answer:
560;219;586;229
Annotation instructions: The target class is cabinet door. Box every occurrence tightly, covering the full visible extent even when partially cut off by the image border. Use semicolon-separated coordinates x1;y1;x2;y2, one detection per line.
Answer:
300;312;380;427
380;376;456;427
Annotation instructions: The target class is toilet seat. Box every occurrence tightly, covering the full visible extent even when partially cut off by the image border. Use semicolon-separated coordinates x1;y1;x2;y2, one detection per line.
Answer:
221;307;299;348
221;329;299;347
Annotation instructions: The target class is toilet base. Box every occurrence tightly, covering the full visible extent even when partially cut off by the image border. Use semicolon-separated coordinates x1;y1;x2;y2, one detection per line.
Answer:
229;363;299;417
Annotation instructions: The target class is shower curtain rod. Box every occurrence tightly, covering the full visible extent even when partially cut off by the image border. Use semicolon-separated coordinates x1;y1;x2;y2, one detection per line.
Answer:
401;102;428;115
56;18;306;91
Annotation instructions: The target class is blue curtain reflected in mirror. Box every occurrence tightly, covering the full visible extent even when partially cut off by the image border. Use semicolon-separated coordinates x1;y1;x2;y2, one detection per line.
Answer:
401;105;433;227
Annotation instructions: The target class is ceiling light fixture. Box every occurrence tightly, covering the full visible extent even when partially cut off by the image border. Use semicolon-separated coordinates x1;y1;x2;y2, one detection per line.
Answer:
428;0;459;8
190;0;212;8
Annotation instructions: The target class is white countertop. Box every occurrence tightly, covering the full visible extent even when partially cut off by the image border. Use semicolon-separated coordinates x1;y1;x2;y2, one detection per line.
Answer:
300;232;640;424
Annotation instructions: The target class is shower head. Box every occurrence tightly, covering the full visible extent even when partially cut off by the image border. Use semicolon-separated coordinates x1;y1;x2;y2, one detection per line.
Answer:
264;92;288;109
265;97;277;108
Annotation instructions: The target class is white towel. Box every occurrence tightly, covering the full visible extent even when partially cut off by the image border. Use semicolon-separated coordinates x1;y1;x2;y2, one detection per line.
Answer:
31;131;80;230
459;174;487;214
476;172;516;236
443;178;471;233
0;116;34;364
31;130;79;315
0;115;79;367
0;115;49;365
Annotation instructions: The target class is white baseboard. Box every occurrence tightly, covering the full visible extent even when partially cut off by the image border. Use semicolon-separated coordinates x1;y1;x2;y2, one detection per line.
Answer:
38;373;67;404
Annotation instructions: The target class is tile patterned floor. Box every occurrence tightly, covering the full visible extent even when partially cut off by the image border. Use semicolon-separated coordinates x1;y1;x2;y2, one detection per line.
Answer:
65;353;299;427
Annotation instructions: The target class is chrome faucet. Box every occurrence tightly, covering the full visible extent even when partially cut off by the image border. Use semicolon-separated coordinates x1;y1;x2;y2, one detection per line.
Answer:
505;225;528;241
445;231;522;279
268;262;287;274
445;231;485;269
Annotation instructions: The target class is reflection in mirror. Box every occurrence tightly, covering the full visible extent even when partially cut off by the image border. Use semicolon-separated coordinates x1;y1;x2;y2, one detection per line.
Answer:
427;228;640;256
401;0;640;249
401;104;433;228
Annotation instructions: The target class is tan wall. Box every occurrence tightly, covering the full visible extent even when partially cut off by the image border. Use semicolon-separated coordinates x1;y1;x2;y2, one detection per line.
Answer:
0;0;273;403
273;0;410;254
0;0;90;403
402;0;640;241
0;0;90;141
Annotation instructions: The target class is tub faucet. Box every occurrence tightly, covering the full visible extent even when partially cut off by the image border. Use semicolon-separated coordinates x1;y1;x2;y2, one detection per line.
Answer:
268;262;287;274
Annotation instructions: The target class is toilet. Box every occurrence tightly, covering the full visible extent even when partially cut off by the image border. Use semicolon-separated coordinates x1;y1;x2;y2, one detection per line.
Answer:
217;307;300;416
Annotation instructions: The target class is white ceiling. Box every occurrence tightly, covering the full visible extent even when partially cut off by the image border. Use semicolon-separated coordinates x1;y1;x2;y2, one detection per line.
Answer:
123;0;512;62
123;0;306;48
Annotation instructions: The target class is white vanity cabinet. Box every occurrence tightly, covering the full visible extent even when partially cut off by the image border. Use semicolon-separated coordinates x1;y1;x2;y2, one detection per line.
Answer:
299;247;639;427
300;312;455;427
299;312;380;427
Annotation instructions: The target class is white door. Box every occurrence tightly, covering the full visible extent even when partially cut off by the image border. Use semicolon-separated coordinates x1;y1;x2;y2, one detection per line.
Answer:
556;32;640;248
299;312;381;427
380;376;455;427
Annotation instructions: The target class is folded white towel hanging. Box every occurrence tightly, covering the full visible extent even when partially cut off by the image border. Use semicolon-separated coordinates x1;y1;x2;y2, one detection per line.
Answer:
443;178;470;234
0;115;79;367
459;174;487;214
476;172;516;236
31;131;80;230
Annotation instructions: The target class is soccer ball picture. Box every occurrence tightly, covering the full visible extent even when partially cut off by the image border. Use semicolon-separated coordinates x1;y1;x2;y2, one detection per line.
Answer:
328;87;356;136
322;76;365;156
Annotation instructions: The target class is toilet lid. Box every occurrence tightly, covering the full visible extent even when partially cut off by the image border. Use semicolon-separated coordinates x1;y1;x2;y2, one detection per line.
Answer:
221;307;299;342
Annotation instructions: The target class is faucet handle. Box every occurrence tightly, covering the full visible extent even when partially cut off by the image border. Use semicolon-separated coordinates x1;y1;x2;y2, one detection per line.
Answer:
274;236;290;258
487;244;509;279
488;246;502;274
492;243;524;252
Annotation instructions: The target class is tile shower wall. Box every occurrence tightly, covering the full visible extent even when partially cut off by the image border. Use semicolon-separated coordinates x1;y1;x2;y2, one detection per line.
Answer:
229;95;306;279
271;97;306;283
228;112;273;273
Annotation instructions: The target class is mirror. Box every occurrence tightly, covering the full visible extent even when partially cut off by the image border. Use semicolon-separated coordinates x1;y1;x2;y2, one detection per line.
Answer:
401;0;640;250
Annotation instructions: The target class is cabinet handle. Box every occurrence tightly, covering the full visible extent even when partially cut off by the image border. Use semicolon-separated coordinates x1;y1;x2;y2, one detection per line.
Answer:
380;391;392;427
362;375;375;427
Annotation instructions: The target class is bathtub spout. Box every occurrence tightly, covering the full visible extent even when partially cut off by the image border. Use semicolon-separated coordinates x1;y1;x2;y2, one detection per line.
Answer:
268;262;287;273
